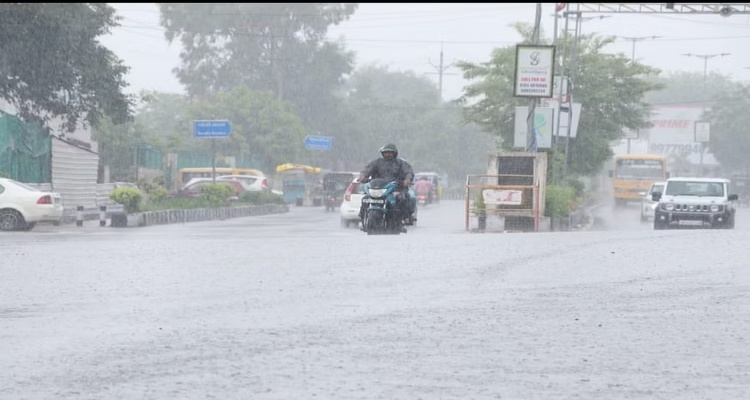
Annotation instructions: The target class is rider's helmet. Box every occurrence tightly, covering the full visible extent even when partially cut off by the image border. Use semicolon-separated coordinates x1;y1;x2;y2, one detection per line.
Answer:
379;143;399;158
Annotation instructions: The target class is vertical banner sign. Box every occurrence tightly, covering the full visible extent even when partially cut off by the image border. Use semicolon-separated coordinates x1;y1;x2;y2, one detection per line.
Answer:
514;45;555;98
514;106;554;149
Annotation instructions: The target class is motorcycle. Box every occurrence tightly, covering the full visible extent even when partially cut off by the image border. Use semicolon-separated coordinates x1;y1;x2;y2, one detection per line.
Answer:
417;191;429;207
323;192;338;212
360;178;408;235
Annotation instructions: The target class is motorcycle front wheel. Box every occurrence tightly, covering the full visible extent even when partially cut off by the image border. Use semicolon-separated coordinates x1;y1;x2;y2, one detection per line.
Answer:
365;209;385;235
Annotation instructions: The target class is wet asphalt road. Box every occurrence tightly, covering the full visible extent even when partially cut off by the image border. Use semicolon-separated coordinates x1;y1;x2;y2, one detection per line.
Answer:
2;200;749;399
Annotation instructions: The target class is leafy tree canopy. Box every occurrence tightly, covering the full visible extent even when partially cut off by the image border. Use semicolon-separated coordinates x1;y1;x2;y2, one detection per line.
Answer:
704;84;750;174
340;65;495;183
0;3;133;131
456;24;662;177
158;3;356;99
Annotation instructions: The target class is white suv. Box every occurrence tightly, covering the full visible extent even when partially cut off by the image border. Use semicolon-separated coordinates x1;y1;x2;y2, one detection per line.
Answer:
652;177;738;230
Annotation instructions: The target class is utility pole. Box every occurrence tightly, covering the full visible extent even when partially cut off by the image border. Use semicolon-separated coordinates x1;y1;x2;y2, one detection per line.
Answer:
560;10;611;178
427;42;455;100
681;52;730;176
526;2;543;153
620;35;660;154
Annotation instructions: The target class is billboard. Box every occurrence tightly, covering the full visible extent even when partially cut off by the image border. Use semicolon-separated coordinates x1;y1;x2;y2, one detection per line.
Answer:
643;105;717;165
645;106;704;154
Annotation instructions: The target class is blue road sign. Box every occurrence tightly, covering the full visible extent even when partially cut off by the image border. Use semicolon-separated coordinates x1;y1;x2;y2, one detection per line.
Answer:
304;135;333;150
193;120;232;138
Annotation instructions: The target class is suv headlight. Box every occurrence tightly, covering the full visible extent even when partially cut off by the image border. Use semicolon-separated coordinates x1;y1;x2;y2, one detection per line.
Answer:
710;204;720;212
665;203;674;211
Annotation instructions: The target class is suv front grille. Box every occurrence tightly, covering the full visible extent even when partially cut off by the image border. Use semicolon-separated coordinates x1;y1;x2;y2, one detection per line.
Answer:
663;204;722;212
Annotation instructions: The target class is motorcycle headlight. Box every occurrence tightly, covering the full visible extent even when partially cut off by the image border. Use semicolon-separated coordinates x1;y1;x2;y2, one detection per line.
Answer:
710;204;720;212
665;203;674;211
368;188;386;198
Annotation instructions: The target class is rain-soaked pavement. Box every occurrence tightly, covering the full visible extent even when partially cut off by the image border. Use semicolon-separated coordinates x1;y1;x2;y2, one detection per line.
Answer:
2;199;749;399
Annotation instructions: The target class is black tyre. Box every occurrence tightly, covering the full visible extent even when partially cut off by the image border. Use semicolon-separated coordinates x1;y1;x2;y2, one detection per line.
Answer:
0;209;24;231
654;220;667;230
365;210;384;234
19;222;37;231
725;214;735;229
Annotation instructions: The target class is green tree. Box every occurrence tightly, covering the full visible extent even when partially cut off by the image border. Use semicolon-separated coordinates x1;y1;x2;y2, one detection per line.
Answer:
0;3;133;131
703;84;750;174
158;4;355;126
645;71;736;107
456;25;661;177
133;91;192;152
339;65;494;183
93;118;143;181
187;87;308;171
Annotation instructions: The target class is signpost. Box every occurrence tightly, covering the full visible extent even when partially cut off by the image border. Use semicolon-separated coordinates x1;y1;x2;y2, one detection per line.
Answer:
193;120;231;138
304;135;333;151
193;120;232;183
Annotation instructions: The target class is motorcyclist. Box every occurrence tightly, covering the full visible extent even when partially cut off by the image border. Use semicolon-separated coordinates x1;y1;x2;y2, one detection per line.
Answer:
414;176;434;204
357;143;416;230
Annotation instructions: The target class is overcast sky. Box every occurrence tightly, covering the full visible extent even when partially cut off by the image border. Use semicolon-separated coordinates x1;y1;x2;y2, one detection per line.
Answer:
100;3;750;101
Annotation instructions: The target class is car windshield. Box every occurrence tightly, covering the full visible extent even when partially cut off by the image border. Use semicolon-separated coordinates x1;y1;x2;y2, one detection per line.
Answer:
648;184;664;195
665;181;724;197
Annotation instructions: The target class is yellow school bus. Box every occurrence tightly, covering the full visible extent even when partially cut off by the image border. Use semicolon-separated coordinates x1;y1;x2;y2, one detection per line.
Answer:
177;167;265;188
610;154;668;206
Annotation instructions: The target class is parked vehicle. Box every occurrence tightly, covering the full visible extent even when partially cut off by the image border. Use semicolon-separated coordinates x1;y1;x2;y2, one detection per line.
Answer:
171;179;245;199
652;177;738;230
639;181;665;222
361;178;408;235
177;167;265;188
215;175;268;192
0;178;63;231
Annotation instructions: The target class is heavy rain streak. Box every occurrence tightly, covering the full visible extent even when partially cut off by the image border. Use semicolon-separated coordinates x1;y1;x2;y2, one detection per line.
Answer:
1;3;749;399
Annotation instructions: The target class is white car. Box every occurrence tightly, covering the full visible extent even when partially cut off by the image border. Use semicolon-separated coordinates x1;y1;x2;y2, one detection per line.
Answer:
640;181;665;222
340;179;365;228
182;175;268;192
215;175;269;192
0;178;63;231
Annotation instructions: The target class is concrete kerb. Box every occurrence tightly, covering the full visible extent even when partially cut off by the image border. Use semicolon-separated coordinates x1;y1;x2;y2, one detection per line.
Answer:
124;203;289;227
116;203;289;228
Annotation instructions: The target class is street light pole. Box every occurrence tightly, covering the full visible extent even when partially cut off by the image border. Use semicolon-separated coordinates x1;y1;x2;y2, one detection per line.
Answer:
619;36;660;154
681;52;730;92
681;52;730;176
619;35;661;63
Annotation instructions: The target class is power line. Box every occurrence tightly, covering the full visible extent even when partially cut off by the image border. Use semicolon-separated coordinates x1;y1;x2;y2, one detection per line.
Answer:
112;24;750;44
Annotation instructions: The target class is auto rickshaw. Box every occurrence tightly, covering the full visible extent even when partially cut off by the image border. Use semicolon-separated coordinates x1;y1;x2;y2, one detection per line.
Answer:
321;171;358;211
